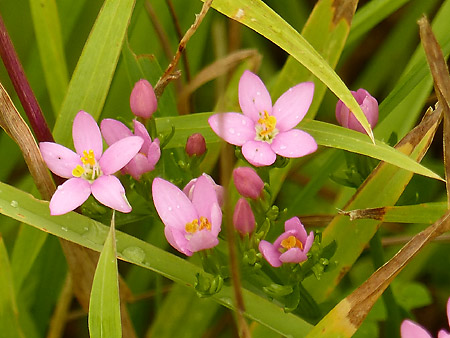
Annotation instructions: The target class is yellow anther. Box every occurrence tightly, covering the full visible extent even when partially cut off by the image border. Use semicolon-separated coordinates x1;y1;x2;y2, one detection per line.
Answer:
281;235;303;250
185;216;212;233
81;150;96;166
72;165;85;177
257;111;277;136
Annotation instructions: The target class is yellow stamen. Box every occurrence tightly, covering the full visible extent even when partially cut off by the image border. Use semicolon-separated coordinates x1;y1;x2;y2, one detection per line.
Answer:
280;235;303;250
185;216;212;233
81;150;96;166
72;165;85;177
257;111;277;136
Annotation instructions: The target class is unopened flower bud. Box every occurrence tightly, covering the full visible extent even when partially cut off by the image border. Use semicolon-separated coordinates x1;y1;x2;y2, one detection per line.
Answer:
233;198;255;234
185;133;206;157
335;88;378;134
130;79;157;119
233;167;264;199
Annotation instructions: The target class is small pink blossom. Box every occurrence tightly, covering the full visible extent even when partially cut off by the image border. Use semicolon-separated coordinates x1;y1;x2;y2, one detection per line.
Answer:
101;119;160;180
39;111;143;215
258;217;314;267
233;167;264;199
335;88;378;134
185;133;206;157
401;298;450;338
183;174;224;207
208;70;317;167
130;79;157;119
152;175;222;256
233;198;255;235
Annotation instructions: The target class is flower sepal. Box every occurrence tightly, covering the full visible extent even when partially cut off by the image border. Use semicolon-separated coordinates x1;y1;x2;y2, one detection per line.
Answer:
194;272;224;298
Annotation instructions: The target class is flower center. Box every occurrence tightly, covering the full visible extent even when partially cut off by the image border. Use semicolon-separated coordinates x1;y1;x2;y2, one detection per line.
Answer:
72;149;102;182
185;216;212;234
280;235;303;252
255;111;278;143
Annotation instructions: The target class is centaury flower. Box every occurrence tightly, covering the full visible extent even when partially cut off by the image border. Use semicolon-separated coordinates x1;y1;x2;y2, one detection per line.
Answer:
401;297;450;338
152;175;222;256
259;217;314;267
101;119;160;180
208;70;317;166
39;111;143;215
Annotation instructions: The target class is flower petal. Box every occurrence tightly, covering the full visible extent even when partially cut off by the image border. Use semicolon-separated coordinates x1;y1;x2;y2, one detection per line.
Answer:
187;230;219;253
242;140;276;166
164;226;192;256
147;138;161;168
152;178;198;231
447;297;450;329
100;119;132;146
49;178;91;215
438;329;450;338
39;142;81;178
400;320;432;338
272;82;314;131
303;231;315;254
123;153;154;180
191;175;218;221
208;113;255;146
258;240;282;267
210;202;222;236
271;129;317;158
99;136;143;175
91;175;131;212
72;111;103;159
238;70;272;121
279;248;307;264
284;217;307;243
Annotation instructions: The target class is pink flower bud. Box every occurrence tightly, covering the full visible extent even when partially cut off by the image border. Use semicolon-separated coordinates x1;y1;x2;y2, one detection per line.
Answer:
335;88;378;134
233;198;255;234
130;79;157;119
233;167;264;199
185;133;206;157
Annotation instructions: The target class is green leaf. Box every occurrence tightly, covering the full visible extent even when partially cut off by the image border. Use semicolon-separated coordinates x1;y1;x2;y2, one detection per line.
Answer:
0;182;312;336
204;0;374;140
88;212;122;338
53;0;136;146
0;237;25;338
29;0;69;114
155;113;442;181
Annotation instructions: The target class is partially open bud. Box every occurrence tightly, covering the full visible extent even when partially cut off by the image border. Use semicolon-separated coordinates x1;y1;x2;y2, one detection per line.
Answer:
335;88;378;134
233;167;264;199
233;198;255;235
185;133;206;157
130;79;157;119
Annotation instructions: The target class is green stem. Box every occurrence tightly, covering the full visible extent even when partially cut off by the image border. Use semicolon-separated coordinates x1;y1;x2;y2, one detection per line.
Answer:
369;230;401;338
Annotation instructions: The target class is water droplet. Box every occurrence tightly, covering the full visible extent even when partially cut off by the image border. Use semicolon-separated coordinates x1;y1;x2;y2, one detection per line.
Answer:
229;128;235;134
242;120;247;125
122;247;146;264
168;206;173;211
250;18;257;22
234;8;245;20
256;91;261;96
61;227;68;232
176;205;180;209
279;145;287;150
10;200;18;208
237;132;241;136
57;185;63;190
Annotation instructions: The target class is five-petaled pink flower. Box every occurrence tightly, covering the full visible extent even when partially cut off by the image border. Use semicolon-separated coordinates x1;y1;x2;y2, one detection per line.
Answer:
101;119;160;180
152;175;222;256
208;70;318;167
39;111;143;215
259;217;314;267
401;297;450;338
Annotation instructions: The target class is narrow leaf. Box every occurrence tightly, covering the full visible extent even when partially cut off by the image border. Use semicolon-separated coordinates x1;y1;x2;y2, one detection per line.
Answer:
88;212;122;338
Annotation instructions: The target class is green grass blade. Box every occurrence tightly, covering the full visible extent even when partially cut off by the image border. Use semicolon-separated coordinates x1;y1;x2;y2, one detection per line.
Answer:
205;0;374;140
53;0;135;146
155;113;442;181
0;237;25;338
88;213;122;338
0;182;312;337
29;0;69;114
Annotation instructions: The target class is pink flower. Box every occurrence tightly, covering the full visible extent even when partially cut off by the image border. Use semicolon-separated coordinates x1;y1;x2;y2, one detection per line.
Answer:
233;167;264;199
185;133;206;157
152;175;222;256
258;217;314;267
39;111;143;215
208;70;317;167
401;298;450;338
100;119;160;180
130;79;157;119
233;198;255;235
183;174;224;207
335;88;378;134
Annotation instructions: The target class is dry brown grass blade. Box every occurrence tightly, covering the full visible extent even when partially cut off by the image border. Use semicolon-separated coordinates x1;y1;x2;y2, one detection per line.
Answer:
419;16;450;207
0;83;137;337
